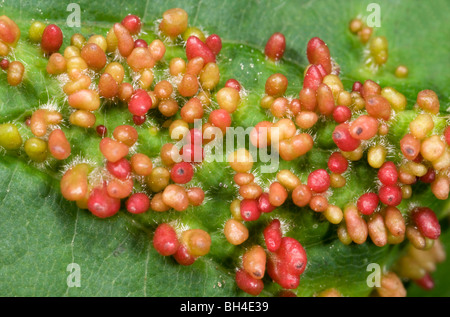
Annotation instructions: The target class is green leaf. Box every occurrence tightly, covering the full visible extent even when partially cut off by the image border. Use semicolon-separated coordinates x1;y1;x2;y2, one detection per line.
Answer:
0;0;449;297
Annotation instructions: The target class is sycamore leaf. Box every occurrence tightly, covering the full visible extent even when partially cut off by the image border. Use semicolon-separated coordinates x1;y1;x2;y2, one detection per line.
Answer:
0;0;449;297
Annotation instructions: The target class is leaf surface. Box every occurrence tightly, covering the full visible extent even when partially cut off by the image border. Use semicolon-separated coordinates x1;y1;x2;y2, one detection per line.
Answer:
0;0;449;297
